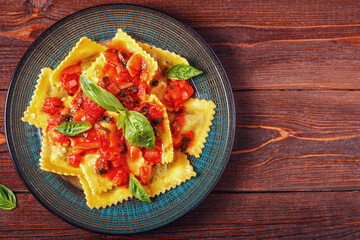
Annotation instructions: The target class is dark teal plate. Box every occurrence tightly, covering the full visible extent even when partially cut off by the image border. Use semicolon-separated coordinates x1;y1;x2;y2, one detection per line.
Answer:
5;4;235;234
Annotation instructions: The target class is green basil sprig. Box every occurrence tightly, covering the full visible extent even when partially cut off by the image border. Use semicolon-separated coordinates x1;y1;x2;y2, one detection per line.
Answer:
123;111;155;149
80;75;124;112
129;174;151;202
165;63;203;80
80;75;155;149
0;184;16;210
56;121;92;137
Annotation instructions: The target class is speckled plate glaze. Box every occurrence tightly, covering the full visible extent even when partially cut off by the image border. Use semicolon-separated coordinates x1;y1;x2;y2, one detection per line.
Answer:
5;4;235;234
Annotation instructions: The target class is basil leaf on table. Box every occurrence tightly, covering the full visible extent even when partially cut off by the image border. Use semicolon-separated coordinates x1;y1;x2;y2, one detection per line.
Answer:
56;121;92;137
0;184;16;210
129;174;152;203
117;110;127;129
123;111;155;149
80;75;124;112
165;63;203;80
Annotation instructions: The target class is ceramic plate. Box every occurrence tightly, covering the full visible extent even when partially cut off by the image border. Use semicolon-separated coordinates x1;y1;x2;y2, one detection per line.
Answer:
5;4;235;234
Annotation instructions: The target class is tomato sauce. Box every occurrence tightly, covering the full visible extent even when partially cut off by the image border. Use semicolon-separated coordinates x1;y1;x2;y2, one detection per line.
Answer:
60;62;82;95
42;48;167;187
170;107;194;152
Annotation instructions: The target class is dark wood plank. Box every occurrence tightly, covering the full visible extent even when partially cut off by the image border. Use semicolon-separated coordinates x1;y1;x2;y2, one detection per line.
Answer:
3;1;360;90
4;30;360;91
3;90;360;192
3;0;360;28
2;1;360;238
0;153;26;192
216;90;360;191
2;191;360;239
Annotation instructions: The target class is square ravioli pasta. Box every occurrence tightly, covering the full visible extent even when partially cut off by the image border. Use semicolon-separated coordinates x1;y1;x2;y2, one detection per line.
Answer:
22;29;216;208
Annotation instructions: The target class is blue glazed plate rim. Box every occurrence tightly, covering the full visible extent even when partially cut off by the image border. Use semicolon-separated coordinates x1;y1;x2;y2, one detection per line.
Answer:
5;4;235;235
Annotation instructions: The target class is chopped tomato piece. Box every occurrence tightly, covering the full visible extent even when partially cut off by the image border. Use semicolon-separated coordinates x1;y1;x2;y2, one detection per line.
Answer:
139;164;154;185
129;145;142;160
103;50;122;68
107;82;121;95
112;170;129;186
143;140;162;164
48;129;70;147
82;97;105;120
170;107;186;134
68;154;83;168
71;142;101;152
95;157;109;175
164;80;194;110
72;128;98;144
42;97;64;115
143;148;161;164
148;104;163;121
117;81;134;90
72;108;85;122
46;115;61;130
99;146;126;167
62;64;82;75
61;63;82;94
126;53;143;77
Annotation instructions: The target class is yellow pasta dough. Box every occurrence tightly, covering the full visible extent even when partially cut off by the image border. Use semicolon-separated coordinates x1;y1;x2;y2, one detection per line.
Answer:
22;68;67;129
110;29;158;84
144;95;174;164
39;131;81;176
50;37;106;86
22;29;215;209
81;150;195;209
139;42;189;72
80;153;115;194
144;151;196;197
140;43;189;110
182;98;216;158
22;68;79;176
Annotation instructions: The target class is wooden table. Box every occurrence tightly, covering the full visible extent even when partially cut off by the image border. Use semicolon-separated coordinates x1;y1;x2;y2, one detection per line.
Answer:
2;0;360;238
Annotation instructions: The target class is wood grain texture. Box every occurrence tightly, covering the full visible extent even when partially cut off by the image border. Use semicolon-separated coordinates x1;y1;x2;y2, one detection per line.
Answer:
2;1;360;90
2;192;360;239
2;0;360;238
217;91;360;191
2;91;360;192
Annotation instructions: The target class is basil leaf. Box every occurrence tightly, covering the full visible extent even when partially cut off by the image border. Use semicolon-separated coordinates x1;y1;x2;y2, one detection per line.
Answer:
129;174;151;202
123;111;155;149
79;75;155;149
165;63;203;80
117;110;127;129
0;184;16;210
80;75;124;112
56;121;92;137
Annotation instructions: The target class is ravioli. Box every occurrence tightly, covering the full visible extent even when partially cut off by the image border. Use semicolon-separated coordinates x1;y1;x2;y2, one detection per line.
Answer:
144;150;196;197
139;43;189;73
109;29;158;84
140;43;217;157
140;43;188;110
50;37;106;86
39;131;81;176
182;98;216;158
80;174;132;209
22;68;79;176
85;29;158;89
144;95;174;164
80;153;115;194
22;29;214;209
81;150;195;209
22;68;67;129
